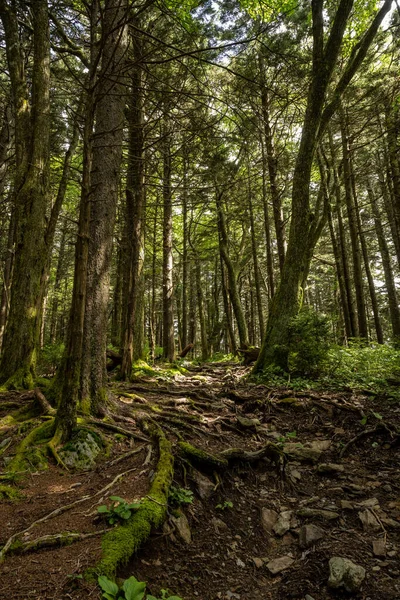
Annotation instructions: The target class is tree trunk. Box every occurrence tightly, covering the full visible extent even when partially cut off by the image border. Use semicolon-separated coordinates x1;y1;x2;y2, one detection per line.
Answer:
162;112;175;362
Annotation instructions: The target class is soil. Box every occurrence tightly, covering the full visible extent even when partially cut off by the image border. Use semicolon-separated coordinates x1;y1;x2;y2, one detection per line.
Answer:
0;364;399;600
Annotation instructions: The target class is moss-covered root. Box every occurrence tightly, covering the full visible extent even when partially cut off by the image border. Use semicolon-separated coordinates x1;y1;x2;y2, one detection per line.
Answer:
0;484;23;502
96;429;174;578
178;441;228;470
8;419;54;473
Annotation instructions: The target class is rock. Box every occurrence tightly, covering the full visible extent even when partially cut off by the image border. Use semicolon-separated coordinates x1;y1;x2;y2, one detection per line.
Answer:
341;500;354;510
273;511;293;536
297;508;339;521
59;428;103;470
380;517;400;529
236;558;245;568
261;508;278;533
310;439;331;451
0;437;11;449
193;470;214;500
372;539;386;557
359;497;379;508
305;596;316;600
266;556;294;575
358;509;380;533
299;524;324;549
171;511;191;544
212;517;228;531
283;443;321;463
387;550;397;558
252;557;264;569
237;415;260;429
383;484;392;492
328;557;366;592
317;463;344;475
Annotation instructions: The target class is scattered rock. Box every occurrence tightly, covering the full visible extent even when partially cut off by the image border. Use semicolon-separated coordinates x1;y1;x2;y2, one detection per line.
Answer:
171;511;192;544
317;463;344;475
236;558;246;568
261;508;278;534
380;517;400;529
266;555;294;575
358;509;380;533
252;557;264;569
359;497;379;508
237;415;260;429
59;428;103;470
310;439;331;451
297;508;339;521
340;500;354;510
211;517;228;531
372;539;386;557
328;557;366;592
299;524;325;549
283;444;321;463
305;596;315;600
193;470;214;500
273;510;293;536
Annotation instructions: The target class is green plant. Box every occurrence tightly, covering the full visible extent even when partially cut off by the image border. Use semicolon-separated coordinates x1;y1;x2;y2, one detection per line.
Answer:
216;500;233;510
98;576;182;600
287;309;331;377
97;496;141;525
168;486;193;506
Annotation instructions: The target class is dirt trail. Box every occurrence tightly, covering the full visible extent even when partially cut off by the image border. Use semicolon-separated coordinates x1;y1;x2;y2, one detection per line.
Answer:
0;364;399;599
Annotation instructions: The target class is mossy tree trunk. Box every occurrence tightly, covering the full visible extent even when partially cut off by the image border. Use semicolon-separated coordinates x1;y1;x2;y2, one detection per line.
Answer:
254;0;392;374
0;0;50;389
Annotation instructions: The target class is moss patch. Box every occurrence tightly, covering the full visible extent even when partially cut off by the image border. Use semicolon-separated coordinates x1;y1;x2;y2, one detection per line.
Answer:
8;419;54;473
178;441;228;470
0;484;23;502
96;429;173;578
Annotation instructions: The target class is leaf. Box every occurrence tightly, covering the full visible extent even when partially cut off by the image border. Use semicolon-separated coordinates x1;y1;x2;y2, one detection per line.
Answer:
146;596;158;600
98;576;119;597
372;412;383;420
121;576;146;600
110;496;125;504
360;416;368;426
97;505;109;514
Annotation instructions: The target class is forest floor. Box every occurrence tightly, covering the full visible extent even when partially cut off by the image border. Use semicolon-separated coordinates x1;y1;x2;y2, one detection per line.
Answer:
0;363;400;600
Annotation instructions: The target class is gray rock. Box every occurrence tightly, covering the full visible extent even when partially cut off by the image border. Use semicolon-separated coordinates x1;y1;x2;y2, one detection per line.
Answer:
171;511;191;544
59;428;103;470
358;509;380;532
266;555;294;575
0;437;11;449
261;508;278;533
283;443;321;463
297;508;339;521
273;510;293;536
310;439;331;451
372;539;386;557
305;596;316;600
252;557;264;569
317;463;345;475
328;557;366;592
299;524;324;549
193;470;214;500
212;517;228;532
236;415;260;429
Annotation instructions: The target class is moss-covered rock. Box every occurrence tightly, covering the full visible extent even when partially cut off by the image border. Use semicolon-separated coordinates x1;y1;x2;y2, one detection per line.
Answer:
0;484;23;502
59;428;104;470
8;420;54;473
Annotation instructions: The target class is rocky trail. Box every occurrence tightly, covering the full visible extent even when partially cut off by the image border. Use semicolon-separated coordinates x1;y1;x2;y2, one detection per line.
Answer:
0;364;400;600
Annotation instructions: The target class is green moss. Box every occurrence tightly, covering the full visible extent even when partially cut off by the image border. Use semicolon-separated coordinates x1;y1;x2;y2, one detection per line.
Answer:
0;367;35;391
96;430;174;578
0;484;23;502
8;419;54;473
178;441;228;470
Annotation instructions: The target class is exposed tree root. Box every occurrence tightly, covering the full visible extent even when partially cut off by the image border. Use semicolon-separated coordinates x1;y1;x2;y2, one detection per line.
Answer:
11;530;108;555
339;421;399;458
88;418;150;443
95;427;174;578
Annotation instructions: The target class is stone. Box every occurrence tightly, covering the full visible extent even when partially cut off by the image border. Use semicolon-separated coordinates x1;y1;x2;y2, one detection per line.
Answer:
317;463;345;475
211;517;228;531
261;508;278;533
305;596;315;600
299;524;324;549
297;508;339;521
171;511;191;544
372;539;386;557
341;500;354;510
237;415;260;429
328;557;366;592
59;429;103;470
310;439;331;451
273;511;293;536
360;498;379;508
193;470;214;500
380;518;400;529
358;509;380;533
236;558;245;568
252;557;263;569
283;443;321;463
266;556;294;575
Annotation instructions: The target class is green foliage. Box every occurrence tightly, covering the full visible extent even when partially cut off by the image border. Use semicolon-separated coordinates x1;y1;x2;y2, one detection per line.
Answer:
216;500;233;510
98;576;182;600
168;486;194;506
324;343;400;392
38;343;65;375
287;309;331;377
97;497;141;525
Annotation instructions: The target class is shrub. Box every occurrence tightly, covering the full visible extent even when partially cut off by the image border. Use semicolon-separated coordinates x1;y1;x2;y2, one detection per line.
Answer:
287;309;331;377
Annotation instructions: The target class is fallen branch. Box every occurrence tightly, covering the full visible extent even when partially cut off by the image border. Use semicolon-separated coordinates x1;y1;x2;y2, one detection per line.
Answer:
11;530;109;555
